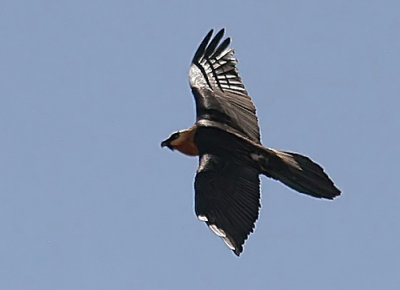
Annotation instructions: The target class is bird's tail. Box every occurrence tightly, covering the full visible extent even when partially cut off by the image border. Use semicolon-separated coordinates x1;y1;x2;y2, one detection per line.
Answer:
258;148;341;199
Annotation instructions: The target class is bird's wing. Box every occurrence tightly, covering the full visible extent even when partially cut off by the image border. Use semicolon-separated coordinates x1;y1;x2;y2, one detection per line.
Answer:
194;152;260;256
189;29;261;144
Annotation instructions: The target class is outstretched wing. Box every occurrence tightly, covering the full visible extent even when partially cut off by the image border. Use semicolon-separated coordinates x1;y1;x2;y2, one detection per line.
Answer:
195;153;260;256
189;29;261;144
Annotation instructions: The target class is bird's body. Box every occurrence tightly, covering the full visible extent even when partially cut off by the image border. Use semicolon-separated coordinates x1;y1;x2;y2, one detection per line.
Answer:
161;29;340;256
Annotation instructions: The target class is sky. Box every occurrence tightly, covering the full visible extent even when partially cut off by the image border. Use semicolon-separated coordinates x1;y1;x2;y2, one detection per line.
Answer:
1;0;399;289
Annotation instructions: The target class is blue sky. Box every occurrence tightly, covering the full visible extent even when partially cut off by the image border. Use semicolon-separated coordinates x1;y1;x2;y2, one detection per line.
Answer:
1;0;399;289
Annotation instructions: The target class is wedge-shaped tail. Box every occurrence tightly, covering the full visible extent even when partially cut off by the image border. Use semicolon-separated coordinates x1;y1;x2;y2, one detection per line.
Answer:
258;148;341;199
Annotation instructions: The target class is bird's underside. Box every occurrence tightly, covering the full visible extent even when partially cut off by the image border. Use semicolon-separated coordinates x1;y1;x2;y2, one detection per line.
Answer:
161;29;341;256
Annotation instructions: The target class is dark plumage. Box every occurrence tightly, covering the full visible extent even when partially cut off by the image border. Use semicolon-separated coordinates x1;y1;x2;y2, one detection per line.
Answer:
161;29;340;256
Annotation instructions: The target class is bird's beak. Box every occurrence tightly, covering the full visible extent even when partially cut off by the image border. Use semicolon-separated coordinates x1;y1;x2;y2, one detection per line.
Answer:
161;139;169;147
161;138;174;150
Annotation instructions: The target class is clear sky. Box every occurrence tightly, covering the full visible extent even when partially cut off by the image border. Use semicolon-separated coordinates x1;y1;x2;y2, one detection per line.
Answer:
1;0;399;289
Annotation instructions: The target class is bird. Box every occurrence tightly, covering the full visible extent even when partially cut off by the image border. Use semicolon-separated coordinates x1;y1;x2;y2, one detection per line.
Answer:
161;29;341;256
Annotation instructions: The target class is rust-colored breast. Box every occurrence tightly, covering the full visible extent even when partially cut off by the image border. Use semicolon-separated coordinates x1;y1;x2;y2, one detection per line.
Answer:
174;142;199;156
170;125;199;156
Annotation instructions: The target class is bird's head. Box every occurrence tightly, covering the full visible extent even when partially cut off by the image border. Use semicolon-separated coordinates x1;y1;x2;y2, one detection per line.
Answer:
161;126;199;156
161;131;181;151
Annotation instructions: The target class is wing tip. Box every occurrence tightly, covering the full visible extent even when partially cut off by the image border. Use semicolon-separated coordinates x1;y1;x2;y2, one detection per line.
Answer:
197;214;248;257
192;29;214;64
192;28;227;63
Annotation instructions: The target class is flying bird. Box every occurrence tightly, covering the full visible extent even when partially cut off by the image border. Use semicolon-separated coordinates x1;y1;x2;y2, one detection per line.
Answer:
161;29;340;256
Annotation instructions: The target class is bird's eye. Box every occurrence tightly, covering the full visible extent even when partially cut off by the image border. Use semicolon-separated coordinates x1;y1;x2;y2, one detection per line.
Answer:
171;132;180;140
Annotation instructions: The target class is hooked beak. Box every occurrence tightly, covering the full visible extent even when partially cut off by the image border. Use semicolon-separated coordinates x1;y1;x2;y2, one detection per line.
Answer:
161;139;168;147
161;138;174;150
